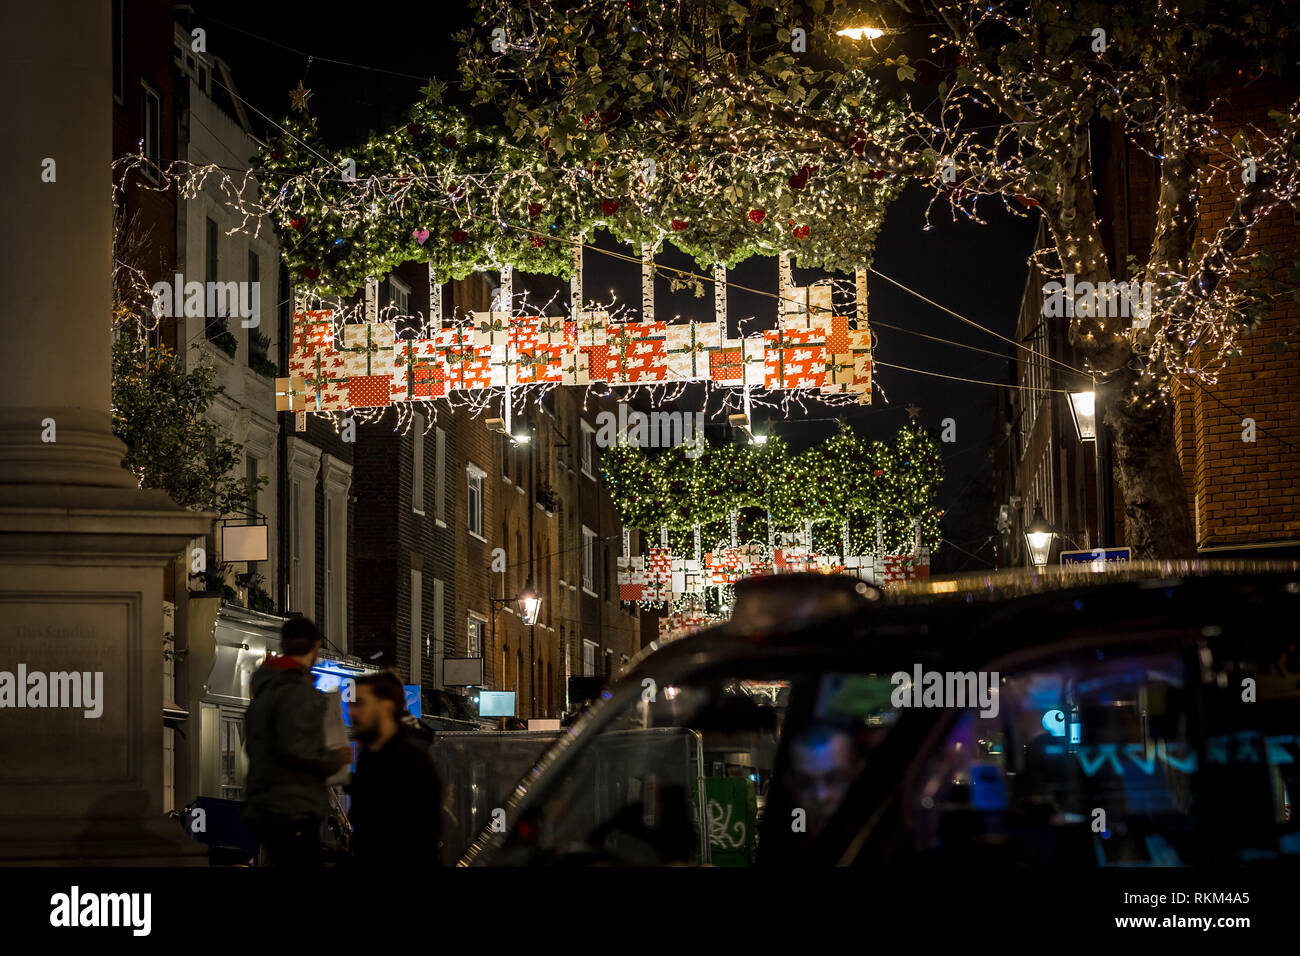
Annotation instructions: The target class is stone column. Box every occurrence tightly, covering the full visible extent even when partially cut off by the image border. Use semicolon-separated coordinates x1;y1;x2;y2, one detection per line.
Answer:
0;2;212;862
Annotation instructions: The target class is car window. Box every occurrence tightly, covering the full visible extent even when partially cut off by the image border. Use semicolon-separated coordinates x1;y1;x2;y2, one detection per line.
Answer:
911;645;1197;865
1200;631;1300;861
495;669;899;866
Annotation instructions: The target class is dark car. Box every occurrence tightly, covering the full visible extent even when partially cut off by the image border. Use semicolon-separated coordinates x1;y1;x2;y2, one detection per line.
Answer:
460;563;1300;867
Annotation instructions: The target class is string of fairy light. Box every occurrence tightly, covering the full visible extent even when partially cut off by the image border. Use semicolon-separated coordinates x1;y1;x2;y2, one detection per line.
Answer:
456;0;1300;416
118;0;1300;448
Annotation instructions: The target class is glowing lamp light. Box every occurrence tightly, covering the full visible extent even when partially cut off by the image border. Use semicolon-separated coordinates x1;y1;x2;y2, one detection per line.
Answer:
1067;390;1097;442
517;580;541;626
837;25;886;40
1023;506;1056;568
752;433;768;445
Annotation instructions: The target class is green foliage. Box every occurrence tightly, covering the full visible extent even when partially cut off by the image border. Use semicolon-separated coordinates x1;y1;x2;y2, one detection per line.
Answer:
111;333;264;516
254;0;905;297
602;421;944;553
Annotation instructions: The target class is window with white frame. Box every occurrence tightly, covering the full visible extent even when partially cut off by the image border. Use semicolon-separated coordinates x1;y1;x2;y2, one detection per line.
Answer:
581;526;596;594
467;614;486;658
580;420;595;478
286;439;320;616
141;83;161;182
412;411;426;514
467;463;486;539
384;276;411;316
409;569;422;684
582;640;598;677
434;426;446;525
322;456;350;647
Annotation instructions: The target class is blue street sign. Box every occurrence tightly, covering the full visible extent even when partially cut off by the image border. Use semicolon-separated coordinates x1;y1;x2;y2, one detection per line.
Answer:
1060;547;1132;567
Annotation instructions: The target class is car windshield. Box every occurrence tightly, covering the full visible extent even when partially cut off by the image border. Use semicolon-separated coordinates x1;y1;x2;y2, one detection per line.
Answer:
491;667;900;866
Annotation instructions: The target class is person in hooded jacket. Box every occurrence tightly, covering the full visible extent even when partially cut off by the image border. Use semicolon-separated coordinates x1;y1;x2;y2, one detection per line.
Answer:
242;617;351;867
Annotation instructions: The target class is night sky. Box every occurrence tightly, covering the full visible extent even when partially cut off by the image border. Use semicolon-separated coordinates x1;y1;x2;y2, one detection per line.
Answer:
184;1;1038;571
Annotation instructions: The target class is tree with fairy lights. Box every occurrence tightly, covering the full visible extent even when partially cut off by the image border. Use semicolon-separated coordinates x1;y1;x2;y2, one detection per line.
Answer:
457;0;1300;558
601;423;943;555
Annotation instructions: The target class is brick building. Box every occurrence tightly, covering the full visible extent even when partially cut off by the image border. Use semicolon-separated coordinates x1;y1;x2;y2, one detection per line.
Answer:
353;267;641;722
996;78;1300;564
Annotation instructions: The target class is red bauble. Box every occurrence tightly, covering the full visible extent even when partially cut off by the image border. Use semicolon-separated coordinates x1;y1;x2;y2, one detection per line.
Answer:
866;169;887;180
529;235;546;248
792;224;811;240
450;229;468;244
670;219;688;231
601;199;620;214
748;209;766;224
528;202;543;218
289;217;306;231
302;267;320;281
441;134;457;148
407;122;424;137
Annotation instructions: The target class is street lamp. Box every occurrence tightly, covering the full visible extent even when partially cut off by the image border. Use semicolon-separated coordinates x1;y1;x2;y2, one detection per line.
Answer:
517;579;541;626
836;25;886;40
1023;506;1056;568
1067;390;1097;442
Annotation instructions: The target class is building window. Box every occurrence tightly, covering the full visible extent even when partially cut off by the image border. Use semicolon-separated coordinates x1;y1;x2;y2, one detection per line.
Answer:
141;83;161;182
467;464;486;539
467;614;486;658
581;526;596;594
383;276;411;316
582;640;598;677
412;412;426;514
434;427;446;525
246;251;261;366
409;569;423;685
580;420;595;478
219;713;247;801
322;456;350;647
500;432;513;482
204;218;225;343
432;578;445;688
285;439;319;618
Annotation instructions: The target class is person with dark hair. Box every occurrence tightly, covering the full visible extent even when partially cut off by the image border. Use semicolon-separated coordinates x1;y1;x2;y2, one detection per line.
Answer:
242;617;352;867
347;671;444;867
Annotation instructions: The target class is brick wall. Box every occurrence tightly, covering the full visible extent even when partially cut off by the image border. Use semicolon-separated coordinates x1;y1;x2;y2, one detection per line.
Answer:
1170;78;1300;548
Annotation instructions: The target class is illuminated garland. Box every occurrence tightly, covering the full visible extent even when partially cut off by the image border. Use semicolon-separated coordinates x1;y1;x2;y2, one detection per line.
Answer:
602;421;944;555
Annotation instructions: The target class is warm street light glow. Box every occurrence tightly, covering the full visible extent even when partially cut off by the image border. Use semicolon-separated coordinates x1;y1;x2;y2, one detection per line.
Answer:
1068;390;1097;442
837;25;886;40
517;580;541;625
1023;506;1056;567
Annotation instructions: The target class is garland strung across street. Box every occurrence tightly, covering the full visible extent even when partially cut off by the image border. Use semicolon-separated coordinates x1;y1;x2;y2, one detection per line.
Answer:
274;277;874;414
604;421;944;626
253;88;903;299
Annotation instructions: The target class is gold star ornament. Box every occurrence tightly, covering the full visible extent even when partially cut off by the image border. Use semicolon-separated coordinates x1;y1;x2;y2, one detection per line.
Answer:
905;404;921;420
289;80;313;112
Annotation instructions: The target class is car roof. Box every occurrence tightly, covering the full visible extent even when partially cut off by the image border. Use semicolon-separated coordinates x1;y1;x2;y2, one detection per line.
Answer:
626;562;1300;681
